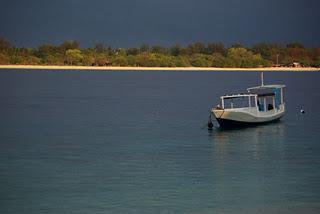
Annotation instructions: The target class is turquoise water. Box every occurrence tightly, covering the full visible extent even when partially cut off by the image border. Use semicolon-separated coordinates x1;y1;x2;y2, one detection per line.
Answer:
0;70;319;213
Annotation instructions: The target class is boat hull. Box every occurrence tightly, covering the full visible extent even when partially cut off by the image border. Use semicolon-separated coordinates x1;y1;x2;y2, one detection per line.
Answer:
215;117;282;129
211;105;285;129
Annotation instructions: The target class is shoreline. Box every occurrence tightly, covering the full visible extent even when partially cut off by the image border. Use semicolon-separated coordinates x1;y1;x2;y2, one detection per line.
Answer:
0;64;319;72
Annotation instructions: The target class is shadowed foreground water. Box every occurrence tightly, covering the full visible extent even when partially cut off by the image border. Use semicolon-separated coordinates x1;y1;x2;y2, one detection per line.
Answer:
0;70;319;213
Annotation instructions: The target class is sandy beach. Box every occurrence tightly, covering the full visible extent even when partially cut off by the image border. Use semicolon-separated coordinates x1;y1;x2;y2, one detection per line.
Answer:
0;64;319;71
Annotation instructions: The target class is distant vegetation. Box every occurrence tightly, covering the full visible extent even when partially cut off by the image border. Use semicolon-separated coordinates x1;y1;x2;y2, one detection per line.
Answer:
0;38;319;68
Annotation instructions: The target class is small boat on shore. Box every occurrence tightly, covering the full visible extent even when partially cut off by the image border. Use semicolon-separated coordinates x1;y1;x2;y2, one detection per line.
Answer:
211;73;285;129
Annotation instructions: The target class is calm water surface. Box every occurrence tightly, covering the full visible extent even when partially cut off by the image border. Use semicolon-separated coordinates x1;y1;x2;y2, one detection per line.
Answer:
0;70;319;214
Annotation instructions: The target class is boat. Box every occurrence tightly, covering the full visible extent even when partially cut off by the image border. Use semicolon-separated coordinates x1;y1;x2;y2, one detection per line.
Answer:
211;73;285;129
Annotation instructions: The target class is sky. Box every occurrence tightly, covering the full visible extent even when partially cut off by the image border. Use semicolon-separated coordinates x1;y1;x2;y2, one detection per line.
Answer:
1;0;319;48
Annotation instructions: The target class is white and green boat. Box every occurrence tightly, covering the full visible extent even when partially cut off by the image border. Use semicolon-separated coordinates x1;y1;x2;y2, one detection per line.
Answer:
211;73;285;129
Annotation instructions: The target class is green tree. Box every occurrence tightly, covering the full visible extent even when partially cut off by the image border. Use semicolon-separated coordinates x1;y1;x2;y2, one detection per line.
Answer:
59;41;80;54
227;47;268;68
170;45;183;56
313;56;320;67
46;54;64;65
151;45;167;55
140;44;150;53
127;48;139;55
126;55;137;66
36;44;63;64
174;56;190;67
112;55;128;66
284;45;309;65
211;53;226;67
116;48;127;56
82;49;96;66
95;53;109;66
206;42;227;56
22;56;41;65
310;48;320;67
187;42;206;55
94;43;107;53
190;54;213;67
65;49;83;65
151;54;175;67
0;53;10;64
0;39;318;68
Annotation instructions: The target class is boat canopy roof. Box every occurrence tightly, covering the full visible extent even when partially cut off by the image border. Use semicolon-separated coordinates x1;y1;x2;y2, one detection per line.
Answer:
221;93;256;99
221;92;276;100
247;84;286;91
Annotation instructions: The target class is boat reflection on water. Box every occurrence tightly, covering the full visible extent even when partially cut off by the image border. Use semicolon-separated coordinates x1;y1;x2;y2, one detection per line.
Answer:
208;121;286;160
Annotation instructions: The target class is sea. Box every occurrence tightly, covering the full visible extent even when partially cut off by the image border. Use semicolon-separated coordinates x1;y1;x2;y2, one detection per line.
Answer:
0;69;319;214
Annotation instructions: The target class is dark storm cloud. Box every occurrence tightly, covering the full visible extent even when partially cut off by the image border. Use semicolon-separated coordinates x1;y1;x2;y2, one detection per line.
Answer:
0;0;319;47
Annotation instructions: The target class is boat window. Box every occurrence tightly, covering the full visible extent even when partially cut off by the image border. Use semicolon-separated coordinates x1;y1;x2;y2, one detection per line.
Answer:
257;98;264;111
257;96;275;111
266;96;274;111
250;96;256;107
223;96;252;109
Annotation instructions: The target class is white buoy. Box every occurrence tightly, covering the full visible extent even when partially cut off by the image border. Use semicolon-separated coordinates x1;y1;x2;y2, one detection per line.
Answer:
300;109;305;114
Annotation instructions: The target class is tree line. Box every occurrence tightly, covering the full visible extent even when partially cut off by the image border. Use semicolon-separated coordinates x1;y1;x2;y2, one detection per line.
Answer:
0;38;319;68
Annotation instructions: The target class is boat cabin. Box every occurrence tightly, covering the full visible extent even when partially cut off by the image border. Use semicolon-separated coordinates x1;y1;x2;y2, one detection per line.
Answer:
247;85;285;112
219;84;285;112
